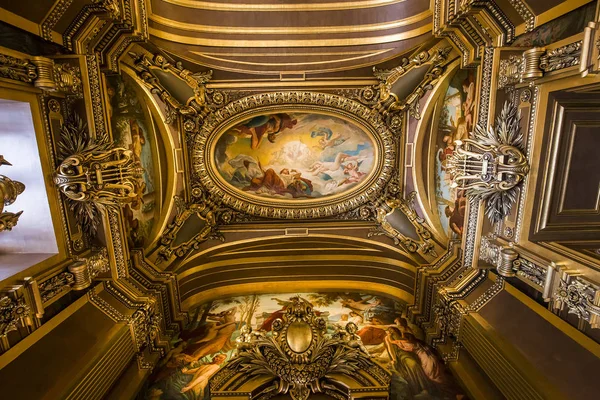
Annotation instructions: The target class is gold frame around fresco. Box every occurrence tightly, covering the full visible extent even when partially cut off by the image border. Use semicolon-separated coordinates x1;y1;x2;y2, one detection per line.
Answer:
191;92;397;219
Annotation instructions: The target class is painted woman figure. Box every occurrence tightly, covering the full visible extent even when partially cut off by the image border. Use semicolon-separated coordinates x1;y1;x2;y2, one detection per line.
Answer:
385;327;435;397
388;332;445;385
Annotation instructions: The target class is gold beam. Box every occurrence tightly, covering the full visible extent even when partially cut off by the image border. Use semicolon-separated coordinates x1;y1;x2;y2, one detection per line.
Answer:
149;23;432;47
149;10;431;35
163;0;409;12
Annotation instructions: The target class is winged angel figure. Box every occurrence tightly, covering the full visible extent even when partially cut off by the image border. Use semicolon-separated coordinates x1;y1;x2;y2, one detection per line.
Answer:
448;100;529;224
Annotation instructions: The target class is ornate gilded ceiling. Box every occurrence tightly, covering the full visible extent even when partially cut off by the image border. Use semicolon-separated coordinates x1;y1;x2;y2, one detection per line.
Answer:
3;2;600;400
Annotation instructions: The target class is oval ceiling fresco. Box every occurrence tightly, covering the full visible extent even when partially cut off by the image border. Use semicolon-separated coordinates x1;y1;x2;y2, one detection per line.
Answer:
192;92;396;218
214;112;376;200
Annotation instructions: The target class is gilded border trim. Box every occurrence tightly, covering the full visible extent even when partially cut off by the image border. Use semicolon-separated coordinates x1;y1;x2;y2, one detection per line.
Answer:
191;91;396;219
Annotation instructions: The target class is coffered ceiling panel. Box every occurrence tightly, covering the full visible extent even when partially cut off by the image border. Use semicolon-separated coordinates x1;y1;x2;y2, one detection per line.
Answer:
147;0;434;74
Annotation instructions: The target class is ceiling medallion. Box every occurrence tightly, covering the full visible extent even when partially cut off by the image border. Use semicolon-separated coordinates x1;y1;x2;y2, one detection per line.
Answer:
210;296;390;399
192;91;396;219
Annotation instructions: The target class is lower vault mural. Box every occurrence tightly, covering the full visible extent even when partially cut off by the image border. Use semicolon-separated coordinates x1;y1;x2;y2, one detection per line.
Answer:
143;293;464;399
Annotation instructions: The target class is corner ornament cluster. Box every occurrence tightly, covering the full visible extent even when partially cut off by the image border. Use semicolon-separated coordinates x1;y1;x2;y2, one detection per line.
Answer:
53;112;144;237
446;100;529;223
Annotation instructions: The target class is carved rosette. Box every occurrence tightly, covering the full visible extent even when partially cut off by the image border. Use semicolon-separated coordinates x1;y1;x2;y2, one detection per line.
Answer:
192;91;396;219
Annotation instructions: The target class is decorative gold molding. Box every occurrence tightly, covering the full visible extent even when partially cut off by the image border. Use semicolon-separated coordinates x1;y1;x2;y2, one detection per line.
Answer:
373;46;451;119
149;9;431;35
155;195;221;264
163;0;409;12
41;0;75;42
149;23;433;48
0;53;37;84
192;92;396;219
370;187;440;259
129;52;212;123
191;49;393;68
212;296;390;400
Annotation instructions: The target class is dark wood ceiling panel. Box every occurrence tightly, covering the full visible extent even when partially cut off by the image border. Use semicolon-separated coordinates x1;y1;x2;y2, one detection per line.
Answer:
0;0;56;24
147;0;434;74
531;90;600;242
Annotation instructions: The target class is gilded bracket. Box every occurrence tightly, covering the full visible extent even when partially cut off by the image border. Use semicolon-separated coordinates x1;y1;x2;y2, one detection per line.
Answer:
373;47;451;120
155;195;222;264
128;52;213;124
368;176;439;259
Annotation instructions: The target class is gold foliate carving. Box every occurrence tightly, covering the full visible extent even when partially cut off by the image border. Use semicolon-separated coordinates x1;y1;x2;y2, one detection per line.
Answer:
0;53;37;83
0;156;25;232
38;272;75;304
554;275;600;329
0;295;30;338
53;62;83;95
539;41;582;72
446;100;529;223
53;112;144;237
128;52;212;123
156;195;222;264
212;297;390;400
498;55;523;89
130;305;162;352
92;0;121;19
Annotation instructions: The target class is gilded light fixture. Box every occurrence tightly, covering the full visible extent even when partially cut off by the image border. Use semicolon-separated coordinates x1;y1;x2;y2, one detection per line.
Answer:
0;156;25;232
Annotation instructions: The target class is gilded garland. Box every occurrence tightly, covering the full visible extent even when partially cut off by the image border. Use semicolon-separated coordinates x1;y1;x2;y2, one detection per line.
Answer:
191;91;396;219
